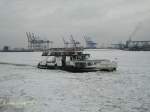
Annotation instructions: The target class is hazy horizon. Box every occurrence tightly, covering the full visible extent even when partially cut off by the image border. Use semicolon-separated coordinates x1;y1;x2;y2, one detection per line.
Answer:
0;0;150;48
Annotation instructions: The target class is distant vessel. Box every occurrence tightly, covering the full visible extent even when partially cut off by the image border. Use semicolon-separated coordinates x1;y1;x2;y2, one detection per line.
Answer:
84;36;97;49
37;47;117;72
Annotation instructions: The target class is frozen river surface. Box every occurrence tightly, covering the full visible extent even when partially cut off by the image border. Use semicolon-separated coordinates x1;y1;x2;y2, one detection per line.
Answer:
0;49;150;112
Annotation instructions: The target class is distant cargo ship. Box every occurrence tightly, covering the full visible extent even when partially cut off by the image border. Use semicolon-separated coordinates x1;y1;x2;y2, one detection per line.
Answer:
84;36;97;49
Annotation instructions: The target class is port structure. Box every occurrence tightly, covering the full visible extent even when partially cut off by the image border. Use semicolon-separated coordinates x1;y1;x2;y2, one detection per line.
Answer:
112;22;150;51
125;40;150;50
125;22;150;50
62;35;81;48
26;32;53;51
84;36;97;49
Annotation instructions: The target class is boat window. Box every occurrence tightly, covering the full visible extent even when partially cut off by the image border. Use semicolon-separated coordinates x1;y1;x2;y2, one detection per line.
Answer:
66;56;70;61
77;56;80;60
88;62;92;66
83;56;86;60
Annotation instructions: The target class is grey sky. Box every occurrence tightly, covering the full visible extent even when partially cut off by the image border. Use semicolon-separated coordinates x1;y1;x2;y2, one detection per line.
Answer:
0;0;150;48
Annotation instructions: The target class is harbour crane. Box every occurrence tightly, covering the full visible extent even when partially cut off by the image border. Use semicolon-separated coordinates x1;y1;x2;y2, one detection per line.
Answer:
26;32;53;51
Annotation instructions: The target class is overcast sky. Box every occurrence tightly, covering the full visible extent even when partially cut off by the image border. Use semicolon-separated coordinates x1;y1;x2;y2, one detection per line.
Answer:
0;0;150;48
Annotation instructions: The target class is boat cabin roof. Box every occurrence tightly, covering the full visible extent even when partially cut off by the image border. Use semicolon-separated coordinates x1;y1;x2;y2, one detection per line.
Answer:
49;47;84;51
49;51;90;57
42;47;85;56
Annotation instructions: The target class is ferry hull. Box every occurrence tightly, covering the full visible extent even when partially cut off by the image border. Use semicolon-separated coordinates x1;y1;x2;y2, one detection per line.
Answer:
37;64;116;73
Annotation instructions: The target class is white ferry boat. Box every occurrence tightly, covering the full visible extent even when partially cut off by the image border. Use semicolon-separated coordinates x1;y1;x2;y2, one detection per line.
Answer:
37;47;117;72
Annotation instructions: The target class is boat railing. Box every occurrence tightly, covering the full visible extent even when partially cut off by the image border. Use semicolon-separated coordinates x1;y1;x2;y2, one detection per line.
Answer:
49;47;84;51
42;47;84;56
71;59;110;63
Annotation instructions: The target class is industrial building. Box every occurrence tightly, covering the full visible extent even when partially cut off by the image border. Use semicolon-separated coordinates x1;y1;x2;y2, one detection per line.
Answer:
112;22;150;51
112;39;150;51
125;39;150;51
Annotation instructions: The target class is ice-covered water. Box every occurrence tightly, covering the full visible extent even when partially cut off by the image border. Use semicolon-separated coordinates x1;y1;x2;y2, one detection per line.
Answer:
0;49;150;112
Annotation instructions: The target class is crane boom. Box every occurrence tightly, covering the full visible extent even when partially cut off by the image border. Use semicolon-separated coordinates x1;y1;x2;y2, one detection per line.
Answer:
129;22;142;40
